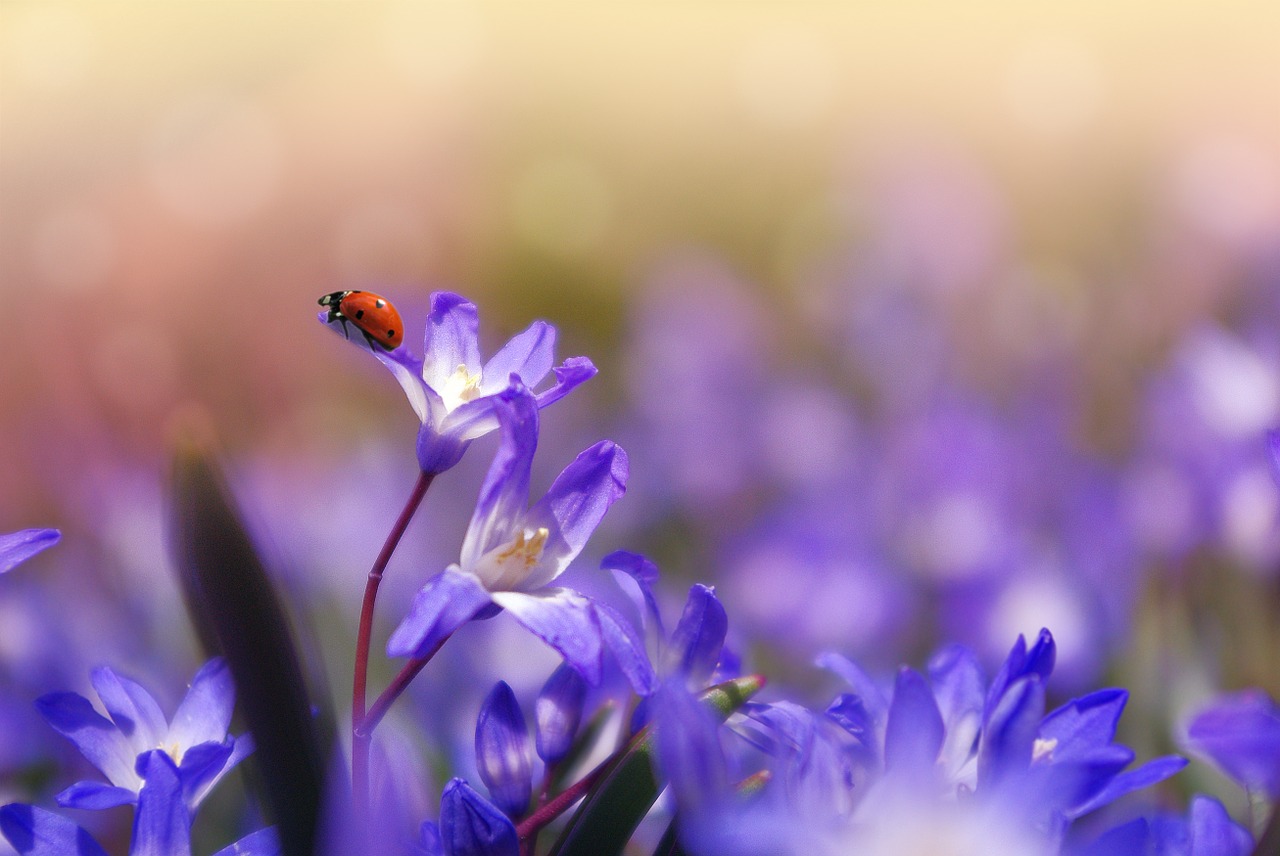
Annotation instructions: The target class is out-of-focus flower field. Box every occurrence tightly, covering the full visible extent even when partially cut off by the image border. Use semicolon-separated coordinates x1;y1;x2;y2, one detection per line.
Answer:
5;2;1280;854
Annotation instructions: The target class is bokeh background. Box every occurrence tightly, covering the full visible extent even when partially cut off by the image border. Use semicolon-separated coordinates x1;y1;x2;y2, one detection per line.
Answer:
5;0;1280;846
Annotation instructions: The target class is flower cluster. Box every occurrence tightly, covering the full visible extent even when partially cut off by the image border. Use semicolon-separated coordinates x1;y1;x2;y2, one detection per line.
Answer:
5;291;1280;856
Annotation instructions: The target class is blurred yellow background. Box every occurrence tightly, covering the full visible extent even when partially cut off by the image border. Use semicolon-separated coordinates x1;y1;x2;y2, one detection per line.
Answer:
3;0;1279;511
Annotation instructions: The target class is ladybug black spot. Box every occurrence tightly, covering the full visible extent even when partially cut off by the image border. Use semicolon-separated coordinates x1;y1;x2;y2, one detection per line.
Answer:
355;309;365;319
387;330;395;338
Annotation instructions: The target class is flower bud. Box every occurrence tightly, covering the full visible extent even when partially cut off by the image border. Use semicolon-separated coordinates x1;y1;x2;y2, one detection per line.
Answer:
474;682;532;817
439;779;519;856
535;663;586;765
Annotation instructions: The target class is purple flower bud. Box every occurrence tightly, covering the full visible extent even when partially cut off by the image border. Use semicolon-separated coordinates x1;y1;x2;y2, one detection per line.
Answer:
535;664;586;766
664;585;727;687
1185;689;1280;797
439;779;519;856
474;682;532;817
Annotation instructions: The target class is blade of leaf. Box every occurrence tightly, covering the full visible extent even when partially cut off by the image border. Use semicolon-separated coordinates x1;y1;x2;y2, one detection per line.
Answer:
549;675;764;856
169;431;326;856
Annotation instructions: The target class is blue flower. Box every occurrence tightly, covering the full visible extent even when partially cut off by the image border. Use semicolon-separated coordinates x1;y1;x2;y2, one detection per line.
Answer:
326;291;596;473
1184;688;1280;797
0;529;59;575
36;658;251;811
0;751;278;856
1082;794;1252;856
386;384;652;692
416;779;518;856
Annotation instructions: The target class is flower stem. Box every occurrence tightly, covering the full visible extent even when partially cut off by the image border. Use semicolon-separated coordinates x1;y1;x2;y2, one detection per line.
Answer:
356;634;451;737
515;754;615;841
351;470;434;812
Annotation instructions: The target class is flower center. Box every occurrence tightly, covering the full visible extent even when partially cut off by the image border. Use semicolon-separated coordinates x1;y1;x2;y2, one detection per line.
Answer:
442;363;483;412
1031;736;1057;764
476;527;550;590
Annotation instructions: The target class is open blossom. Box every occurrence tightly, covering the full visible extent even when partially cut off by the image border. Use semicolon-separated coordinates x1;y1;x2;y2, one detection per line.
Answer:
0;528;60;574
36;658;252;811
387;383;654;693
322;291;596;474
1;751;278;856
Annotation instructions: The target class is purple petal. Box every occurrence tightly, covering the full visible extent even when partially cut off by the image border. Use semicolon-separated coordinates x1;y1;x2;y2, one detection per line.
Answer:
1185;689;1280;797
489;589;604;685
475;682;533;817
415;822;443;856
816;652;889;729
535;664;587;765
1268;429;1280;486
1068;755;1188;819
0;529;59;574
55;781;137;810
654;681;729;810
986;630;1055;725
374;347;438;426
211;827;281;856
594;602;658;696
421;293;481;391
132;751;192;856
1039;689;1128;762
459;387;538;571
602;550;665;637
533;357;597;409
979;675;1045;789
89;667;167;757
1190;794;1253;856
481;321;556;394
927;644;985;776
387;569;493;659
416;421;472;475
826;694;878;766
883;668;945;776
0;803;108;856
523;441;628;588
439;779;519;856
176;740;234;807
167;659;234;751
189;734;254;807
664;585;727;688
36;692;138;789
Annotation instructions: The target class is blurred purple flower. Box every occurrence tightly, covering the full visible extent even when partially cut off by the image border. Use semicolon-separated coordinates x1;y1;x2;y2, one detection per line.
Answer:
387;385;653;693
323;291;595;473
36;658;251;811
1081;794;1252;856
1184;689;1280;797
0;751;277;856
0;529;59;575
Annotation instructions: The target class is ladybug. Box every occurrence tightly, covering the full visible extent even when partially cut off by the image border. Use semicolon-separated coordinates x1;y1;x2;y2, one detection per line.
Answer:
318;290;404;351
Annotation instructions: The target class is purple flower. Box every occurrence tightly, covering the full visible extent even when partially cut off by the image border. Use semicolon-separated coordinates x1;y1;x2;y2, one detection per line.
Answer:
36;658;252;811
387;384;653;692
1184;689;1280;797
1082;794;1252;856
436;779;518;856
0;529;59;575
534;663;586;766
0;751;278;856
325;291;596;473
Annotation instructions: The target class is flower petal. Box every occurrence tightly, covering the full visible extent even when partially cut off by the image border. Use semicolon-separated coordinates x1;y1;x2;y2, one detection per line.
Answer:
490;589;604;685
132;751;192;856
55;781;138;811
438;779;519;856
177;740;234;807
459;387;538;571
167;659;234;752
0;529;60;575
475;682;533;817
374;347;437;426
90;667;167;759
1068;754;1188;819
481;321;556;394
1039;689;1128;762
522;441;628;588
0;803;108;856
534;663;587;765
1185;689;1280;797
189;734;254;808
1190;794;1253;856
883;668;945;776
36;692;139;789
979;674;1045;789
211;827;281;856
387;569;493;659
595;602;658;696
422;293;481;391
533;357;597;409
601;550;665;638
816;652;889;730
664;585;727;688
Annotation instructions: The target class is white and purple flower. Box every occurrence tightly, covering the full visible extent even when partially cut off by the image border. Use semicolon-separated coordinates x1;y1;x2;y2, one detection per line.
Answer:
386;383;654;694
323;292;596;474
35;658;252;812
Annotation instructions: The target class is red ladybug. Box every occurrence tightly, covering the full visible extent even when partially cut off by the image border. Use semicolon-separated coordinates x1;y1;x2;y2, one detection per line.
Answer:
319;290;404;351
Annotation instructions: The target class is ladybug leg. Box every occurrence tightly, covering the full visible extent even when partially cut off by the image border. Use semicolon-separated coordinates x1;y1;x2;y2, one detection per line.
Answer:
361;330;379;352
338;318;351;340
